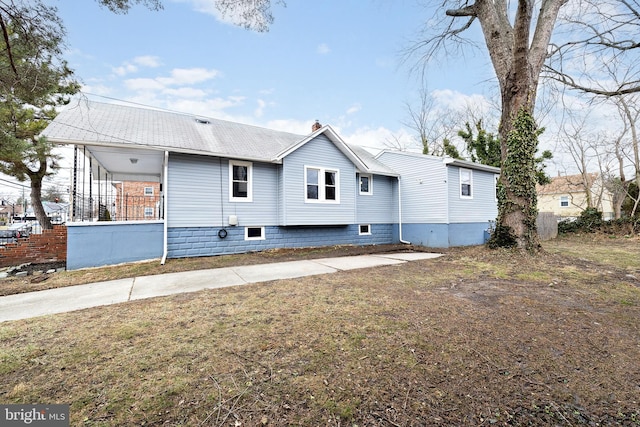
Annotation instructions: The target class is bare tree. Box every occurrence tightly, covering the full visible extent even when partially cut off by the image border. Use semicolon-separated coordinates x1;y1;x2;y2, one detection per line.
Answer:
614;94;640;216
402;87;466;155
409;0;640;250
96;0;284;32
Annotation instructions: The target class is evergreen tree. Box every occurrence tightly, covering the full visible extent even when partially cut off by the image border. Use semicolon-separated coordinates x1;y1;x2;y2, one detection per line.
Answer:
0;1;79;229
459;120;552;185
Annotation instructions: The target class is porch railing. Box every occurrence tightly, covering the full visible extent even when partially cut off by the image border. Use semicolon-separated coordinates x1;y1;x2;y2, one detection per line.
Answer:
72;195;164;222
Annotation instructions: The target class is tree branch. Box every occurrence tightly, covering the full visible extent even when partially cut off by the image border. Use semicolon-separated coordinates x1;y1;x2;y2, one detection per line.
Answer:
0;10;19;77
446;4;477;18
543;65;640;96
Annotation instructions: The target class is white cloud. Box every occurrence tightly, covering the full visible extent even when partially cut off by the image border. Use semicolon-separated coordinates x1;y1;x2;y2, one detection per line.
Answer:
133;55;162;68
80;81;113;96
157;68;220;86
317;43;331;55
266;119;314;135
163;87;209;98
112;56;162;76
174;0;271;30
123;67;220;93
343;126;416;153
346;103;361;115
431;89;492;114
124;78;166;91
255;99;267;117
113;63;138;76
163;96;247;119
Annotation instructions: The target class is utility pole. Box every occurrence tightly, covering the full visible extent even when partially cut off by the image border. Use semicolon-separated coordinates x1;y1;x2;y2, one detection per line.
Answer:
22;186;26;221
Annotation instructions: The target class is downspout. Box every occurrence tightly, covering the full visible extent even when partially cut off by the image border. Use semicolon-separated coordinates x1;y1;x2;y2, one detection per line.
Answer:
160;151;169;265
397;176;410;244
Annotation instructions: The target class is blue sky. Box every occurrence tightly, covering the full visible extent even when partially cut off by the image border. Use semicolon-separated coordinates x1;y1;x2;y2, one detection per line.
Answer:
49;0;497;149
8;0;619;200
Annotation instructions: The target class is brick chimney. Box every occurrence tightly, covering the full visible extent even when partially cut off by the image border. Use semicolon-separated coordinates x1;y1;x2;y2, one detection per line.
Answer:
311;120;322;132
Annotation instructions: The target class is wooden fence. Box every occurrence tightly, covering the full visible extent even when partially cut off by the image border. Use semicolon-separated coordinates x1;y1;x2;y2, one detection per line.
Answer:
537;212;558;241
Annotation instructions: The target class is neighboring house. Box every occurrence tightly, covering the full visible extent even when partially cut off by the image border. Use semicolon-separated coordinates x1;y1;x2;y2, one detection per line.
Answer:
0;202;24;223
112;181;162;221
376;151;500;247
536;173;614;220
42;100;499;269
25;201;69;224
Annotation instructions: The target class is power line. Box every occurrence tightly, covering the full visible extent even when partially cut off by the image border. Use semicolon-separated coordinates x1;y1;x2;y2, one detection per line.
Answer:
0;178;30;190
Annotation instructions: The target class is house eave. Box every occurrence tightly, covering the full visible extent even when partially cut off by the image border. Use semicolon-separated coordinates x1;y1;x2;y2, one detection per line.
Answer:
274;125;370;171
48;137;283;165
443;158;501;174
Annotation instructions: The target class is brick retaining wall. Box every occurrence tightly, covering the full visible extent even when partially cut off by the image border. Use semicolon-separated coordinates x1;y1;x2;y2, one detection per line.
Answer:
0;225;67;268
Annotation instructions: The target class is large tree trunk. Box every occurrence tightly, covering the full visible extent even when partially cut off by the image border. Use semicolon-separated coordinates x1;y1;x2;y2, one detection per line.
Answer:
28;168;53;230
469;0;566;250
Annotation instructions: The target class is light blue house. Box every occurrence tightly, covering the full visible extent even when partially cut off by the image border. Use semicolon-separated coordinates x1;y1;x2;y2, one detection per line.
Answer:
42;100;499;270
375;151;499;248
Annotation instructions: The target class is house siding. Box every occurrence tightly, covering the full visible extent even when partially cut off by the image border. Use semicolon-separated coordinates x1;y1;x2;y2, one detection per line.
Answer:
167;153;280;228
376;152;448;223
167;153;220;228
356;174;396;224
280;135;357;225
447;166;498;223
167;223;395;258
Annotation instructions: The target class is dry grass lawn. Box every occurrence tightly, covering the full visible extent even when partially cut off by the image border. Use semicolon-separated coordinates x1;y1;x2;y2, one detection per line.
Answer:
1;233;639;426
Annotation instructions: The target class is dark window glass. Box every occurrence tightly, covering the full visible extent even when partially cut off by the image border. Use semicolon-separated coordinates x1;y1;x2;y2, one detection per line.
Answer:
247;227;262;238
360;176;369;193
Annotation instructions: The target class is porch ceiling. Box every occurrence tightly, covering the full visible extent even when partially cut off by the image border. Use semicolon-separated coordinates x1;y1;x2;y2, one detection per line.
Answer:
88;146;164;182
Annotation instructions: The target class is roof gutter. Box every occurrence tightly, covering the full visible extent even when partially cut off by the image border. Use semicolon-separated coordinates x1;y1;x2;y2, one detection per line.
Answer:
397;176;410;245
160;150;169;265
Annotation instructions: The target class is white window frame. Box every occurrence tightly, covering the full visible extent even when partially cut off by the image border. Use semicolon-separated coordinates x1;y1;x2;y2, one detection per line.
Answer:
229;160;253;202
560;195;569;207
494;174;500;201
304;166;340;203
245;226;265;240
144;186;154;196
359;173;373;195
359;224;371;235
460;168;473;199
144;207;154;217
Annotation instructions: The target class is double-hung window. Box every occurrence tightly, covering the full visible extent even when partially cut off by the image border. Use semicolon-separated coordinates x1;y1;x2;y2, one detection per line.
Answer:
560;196;569;207
229;160;252;202
460;168;473;199
305;166;339;203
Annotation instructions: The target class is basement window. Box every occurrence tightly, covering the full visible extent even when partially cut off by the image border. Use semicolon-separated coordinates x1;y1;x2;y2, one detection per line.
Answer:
245;226;265;240
359;224;371;235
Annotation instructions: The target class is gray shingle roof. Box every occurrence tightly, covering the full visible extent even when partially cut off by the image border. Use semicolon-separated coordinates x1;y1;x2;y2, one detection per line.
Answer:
42;99;398;176
42;99;304;162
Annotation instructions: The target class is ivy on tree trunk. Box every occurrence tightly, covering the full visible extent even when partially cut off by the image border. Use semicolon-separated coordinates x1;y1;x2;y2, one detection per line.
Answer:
491;109;541;252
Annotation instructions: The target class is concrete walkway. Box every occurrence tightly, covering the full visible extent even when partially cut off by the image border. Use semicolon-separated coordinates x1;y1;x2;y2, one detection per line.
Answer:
0;252;443;322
